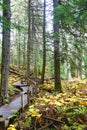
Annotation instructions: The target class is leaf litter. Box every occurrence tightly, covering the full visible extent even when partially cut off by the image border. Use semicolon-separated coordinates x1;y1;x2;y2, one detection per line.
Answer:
8;78;87;130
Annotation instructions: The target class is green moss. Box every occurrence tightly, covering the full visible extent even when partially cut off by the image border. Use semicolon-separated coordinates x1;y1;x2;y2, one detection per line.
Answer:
71;123;86;130
61;124;70;130
8;84;21;101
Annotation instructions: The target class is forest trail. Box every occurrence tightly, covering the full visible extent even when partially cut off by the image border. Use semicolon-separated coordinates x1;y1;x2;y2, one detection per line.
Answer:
0;81;29;127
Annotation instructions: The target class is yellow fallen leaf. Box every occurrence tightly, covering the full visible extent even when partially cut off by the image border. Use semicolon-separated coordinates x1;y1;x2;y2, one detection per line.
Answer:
54;101;64;106
78;100;87;106
7;124;16;130
57;116;62;121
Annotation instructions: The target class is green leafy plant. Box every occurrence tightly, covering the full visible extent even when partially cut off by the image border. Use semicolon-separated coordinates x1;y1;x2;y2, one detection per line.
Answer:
73;106;87;115
8;110;19;120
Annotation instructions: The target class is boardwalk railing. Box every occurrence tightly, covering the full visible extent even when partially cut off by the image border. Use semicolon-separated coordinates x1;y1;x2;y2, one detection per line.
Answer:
0;115;5;130
0;81;30;129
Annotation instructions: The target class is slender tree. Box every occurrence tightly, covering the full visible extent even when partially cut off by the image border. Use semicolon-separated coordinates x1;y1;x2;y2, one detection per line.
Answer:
53;0;62;92
17;28;21;68
23;34;26;67
27;0;31;77
1;0;11;103
41;0;46;84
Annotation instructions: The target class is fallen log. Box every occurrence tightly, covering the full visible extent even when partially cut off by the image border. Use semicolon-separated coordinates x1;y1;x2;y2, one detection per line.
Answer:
9;70;22;76
44;77;54;81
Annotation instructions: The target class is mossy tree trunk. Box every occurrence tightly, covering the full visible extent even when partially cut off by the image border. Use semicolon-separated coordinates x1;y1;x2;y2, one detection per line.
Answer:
1;0;11;103
53;0;62;92
41;0;46;84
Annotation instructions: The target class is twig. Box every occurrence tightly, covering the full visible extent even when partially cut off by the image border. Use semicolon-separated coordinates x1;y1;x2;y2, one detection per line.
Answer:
53;124;59;130
43;116;64;123
38;122;53;130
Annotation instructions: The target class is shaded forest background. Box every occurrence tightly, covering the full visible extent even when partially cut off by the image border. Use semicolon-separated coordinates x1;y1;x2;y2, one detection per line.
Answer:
0;0;87;102
0;0;87;130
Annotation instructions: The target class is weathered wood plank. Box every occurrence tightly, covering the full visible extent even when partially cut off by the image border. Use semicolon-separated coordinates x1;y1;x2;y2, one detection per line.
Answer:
0;85;29;127
0;115;5;130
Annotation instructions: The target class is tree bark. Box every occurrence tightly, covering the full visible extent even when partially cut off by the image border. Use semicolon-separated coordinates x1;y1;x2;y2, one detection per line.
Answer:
17;31;21;69
53;0;62;92
41;0;46;84
27;0;31;77
1;0;11;102
23;34;26;67
81;50;85;79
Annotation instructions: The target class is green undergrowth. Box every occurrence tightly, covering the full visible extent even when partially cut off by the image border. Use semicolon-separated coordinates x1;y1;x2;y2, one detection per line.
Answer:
7;90;87;130
0;73;21;105
8;84;21;101
3;77;87;129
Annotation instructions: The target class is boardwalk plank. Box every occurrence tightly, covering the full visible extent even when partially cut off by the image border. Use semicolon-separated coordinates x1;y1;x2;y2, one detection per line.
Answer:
0;83;29;127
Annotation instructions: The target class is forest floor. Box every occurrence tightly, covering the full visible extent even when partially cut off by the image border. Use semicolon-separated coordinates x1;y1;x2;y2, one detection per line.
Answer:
7;73;87;130
0;65;87;130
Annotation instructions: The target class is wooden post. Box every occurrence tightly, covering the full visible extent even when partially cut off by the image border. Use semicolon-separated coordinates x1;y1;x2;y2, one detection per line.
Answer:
0;115;5;130
27;89;29;105
27;89;31;105
21;92;24;111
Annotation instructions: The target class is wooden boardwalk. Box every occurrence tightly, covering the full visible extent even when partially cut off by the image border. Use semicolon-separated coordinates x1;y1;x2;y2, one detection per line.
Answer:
0;81;29;127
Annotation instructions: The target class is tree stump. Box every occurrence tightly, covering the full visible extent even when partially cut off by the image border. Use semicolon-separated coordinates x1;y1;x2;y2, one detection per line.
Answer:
0;115;5;130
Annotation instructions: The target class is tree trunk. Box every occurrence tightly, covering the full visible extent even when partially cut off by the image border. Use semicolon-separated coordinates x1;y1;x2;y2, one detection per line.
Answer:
1;0;11;102
81;50;85;79
41;0;46;84
67;62;72;80
27;0;31;77
53;0;62;92
23;34;26;67
17;31;21;69
75;57;79;78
